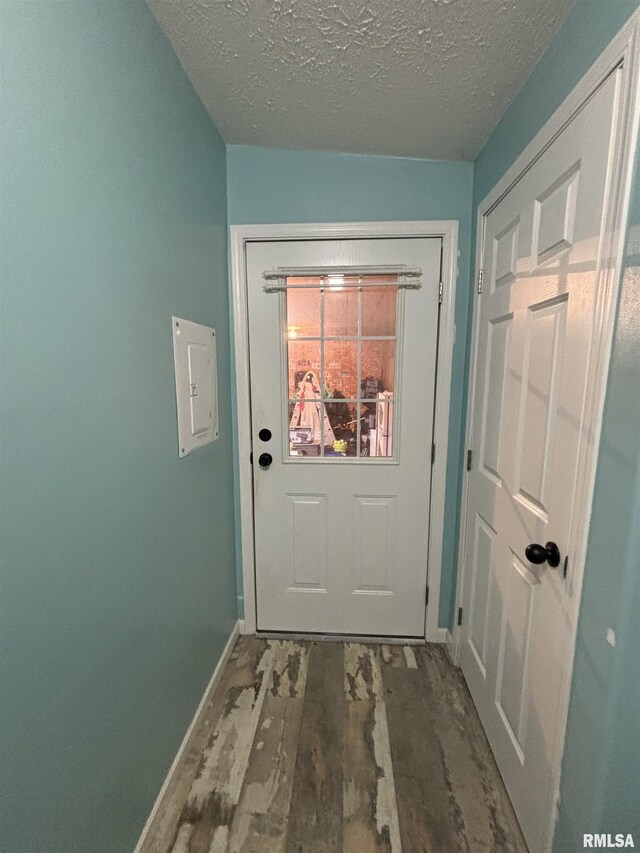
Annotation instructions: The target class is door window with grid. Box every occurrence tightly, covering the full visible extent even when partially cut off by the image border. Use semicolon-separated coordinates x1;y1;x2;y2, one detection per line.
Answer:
286;275;399;459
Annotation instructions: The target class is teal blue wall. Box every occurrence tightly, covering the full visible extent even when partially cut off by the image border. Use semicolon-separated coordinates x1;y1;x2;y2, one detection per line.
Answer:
472;1;640;848
474;0;640;205
0;3;236;852
227;145;474;628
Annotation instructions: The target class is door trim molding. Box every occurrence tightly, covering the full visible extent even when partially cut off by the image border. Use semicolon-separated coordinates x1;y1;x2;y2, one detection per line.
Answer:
452;10;640;852
230;220;459;642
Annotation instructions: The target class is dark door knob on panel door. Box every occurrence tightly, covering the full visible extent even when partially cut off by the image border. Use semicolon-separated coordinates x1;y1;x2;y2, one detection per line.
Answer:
258;453;273;469
259;428;272;442
525;541;561;568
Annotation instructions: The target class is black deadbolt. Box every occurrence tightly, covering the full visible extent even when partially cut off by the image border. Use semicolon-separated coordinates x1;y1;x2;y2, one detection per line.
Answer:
259;428;272;442
258;452;273;469
525;541;561;569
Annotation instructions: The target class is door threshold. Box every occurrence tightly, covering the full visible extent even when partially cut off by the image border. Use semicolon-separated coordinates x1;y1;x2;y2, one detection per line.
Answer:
256;630;426;645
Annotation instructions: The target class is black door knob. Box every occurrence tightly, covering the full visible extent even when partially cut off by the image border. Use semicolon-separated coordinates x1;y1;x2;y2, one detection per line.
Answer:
525;541;561;568
258;452;273;469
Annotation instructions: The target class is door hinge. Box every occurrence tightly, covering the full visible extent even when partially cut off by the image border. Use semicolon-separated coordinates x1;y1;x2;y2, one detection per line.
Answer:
438;281;443;304
431;443;436;465
466;449;473;471
477;269;484;293
458;606;463;626
425;585;430;606
250;451;253;465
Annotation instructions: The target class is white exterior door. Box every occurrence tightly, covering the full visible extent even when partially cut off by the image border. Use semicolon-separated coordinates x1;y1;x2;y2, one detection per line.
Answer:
460;69;622;851
246;237;441;636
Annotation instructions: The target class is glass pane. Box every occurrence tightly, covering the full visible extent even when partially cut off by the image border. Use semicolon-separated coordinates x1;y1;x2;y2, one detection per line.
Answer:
324;340;358;400
290;397;374;457
361;339;396;395
288;376;327;457
324;287;358;337
368;398;394;458
289;392;323;457
287;285;320;338
325;398;357;455
362;284;397;337
288;340;321;398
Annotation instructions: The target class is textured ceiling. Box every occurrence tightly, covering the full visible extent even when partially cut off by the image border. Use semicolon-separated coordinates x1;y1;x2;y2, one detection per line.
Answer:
148;0;576;161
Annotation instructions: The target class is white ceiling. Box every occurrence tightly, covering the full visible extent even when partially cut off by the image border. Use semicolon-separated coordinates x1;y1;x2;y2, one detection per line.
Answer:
148;0;576;161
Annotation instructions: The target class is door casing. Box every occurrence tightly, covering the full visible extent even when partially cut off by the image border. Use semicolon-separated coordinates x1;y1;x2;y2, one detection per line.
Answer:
231;220;459;642
452;11;640;852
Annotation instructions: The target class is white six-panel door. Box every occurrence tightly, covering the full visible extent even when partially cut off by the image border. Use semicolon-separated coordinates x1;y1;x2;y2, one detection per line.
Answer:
247;238;441;636
460;68;622;852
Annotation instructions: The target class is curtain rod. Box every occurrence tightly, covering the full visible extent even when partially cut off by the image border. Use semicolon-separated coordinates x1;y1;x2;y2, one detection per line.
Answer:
262;265;422;293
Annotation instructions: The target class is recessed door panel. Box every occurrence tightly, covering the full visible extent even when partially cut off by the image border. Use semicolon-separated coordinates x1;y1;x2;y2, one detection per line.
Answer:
515;298;567;515
495;554;538;759
481;315;512;482
533;165;580;266
353;495;397;592
468;514;496;674
288;495;328;589
492;219;519;291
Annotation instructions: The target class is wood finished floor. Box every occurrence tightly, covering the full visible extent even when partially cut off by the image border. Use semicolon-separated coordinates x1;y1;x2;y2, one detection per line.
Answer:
145;638;528;853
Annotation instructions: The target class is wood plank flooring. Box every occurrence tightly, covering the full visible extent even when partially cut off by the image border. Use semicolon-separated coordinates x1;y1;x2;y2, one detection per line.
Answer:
142;638;528;853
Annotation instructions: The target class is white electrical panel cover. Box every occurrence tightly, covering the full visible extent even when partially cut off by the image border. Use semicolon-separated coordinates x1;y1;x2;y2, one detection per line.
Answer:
172;317;219;457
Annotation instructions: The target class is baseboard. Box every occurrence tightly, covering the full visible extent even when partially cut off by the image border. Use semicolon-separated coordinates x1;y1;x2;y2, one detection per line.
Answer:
445;629;459;665
133;619;240;853
238;618;247;635
434;628;449;644
433;627;459;664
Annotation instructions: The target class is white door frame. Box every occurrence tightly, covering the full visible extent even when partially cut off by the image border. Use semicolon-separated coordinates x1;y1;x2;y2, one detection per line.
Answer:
231;220;459;642
451;11;640;851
